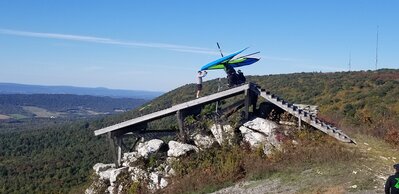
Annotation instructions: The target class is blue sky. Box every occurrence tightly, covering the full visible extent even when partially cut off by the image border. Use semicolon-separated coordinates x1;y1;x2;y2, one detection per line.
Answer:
0;1;398;91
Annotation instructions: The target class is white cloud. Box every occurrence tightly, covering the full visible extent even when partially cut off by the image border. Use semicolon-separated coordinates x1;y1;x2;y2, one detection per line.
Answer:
0;28;303;63
0;28;216;54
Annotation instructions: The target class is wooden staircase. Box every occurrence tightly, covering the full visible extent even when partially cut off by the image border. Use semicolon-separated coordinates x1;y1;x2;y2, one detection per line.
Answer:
249;85;355;144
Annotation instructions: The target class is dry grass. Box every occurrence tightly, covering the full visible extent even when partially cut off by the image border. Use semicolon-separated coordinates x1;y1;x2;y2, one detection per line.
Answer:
160;128;361;194
313;186;345;194
385;128;399;146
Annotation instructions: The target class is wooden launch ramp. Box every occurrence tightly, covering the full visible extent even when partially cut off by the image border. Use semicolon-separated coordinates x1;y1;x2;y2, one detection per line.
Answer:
95;82;355;166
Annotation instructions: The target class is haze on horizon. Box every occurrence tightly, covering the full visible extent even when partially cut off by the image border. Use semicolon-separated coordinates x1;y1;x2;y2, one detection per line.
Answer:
0;1;398;92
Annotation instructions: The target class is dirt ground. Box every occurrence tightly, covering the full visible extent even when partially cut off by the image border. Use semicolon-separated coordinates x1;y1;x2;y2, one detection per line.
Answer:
212;134;398;194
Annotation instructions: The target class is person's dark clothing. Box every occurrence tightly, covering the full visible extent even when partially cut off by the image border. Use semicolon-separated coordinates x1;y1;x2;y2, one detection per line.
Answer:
196;84;202;91
225;65;236;87
227;73;236;87
237;71;246;84
225;64;236;75
385;172;399;194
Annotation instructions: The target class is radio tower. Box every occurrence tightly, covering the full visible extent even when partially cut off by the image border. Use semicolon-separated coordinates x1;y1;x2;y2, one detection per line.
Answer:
375;25;379;70
348;51;351;72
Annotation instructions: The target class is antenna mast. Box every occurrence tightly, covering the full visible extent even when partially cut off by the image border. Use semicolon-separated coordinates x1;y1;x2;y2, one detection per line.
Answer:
348;51;351;72
375;25;379;70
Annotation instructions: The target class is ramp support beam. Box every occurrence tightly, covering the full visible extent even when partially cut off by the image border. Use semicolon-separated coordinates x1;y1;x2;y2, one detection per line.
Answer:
176;110;186;142
107;132;123;167
245;90;250;119
244;88;258;120
298;115;302;130
116;137;122;167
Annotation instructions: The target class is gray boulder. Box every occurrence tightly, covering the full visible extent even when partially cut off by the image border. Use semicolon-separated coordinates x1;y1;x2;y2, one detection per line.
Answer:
128;166;147;182
136;139;165;158
167;141;199;157
109;167;128;186
193;133;216;150
242;117;278;134
210;124;234;145
122;151;140;167
148;171;169;191
93;163;115;174
239;117;281;155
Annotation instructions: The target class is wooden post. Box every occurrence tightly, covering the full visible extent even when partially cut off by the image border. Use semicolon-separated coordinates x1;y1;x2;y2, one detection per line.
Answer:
215;78;221;113
298;115;302;130
252;94;258;114
244;89;251;119
107;132;119;167
176;110;185;141
116;137;122;167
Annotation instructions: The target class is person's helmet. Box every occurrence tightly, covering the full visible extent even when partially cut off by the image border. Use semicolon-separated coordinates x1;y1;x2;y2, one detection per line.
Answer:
394;163;399;170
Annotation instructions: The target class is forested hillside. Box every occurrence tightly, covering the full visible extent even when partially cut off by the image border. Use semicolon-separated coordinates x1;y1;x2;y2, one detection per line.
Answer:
248;69;399;143
0;120;112;193
0;69;398;193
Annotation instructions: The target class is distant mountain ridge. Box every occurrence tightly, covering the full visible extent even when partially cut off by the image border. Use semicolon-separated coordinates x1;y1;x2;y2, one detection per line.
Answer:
0;83;163;99
0;93;147;121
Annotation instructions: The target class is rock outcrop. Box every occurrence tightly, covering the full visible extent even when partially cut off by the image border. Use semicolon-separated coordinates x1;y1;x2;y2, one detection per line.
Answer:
122;152;140;167
93;163;115;174
239;117;282;155
210;124;235;145
192;133;216;150
167;141;199;157
136;139;166;158
86;117;284;194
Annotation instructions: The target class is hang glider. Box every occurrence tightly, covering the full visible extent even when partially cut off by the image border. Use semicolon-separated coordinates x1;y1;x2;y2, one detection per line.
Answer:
200;45;260;71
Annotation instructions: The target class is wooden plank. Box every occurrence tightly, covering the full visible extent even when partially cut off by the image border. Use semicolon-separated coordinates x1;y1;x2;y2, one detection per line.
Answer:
95;83;251;136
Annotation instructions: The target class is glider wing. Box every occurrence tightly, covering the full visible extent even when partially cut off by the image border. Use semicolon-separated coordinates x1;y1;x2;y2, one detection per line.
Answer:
200;48;248;71
227;57;259;68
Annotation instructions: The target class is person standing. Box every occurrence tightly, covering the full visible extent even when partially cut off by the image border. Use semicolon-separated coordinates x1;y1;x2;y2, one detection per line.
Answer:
237;69;246;84
385;163;399;194
225;64;237;87
196;70;207;98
